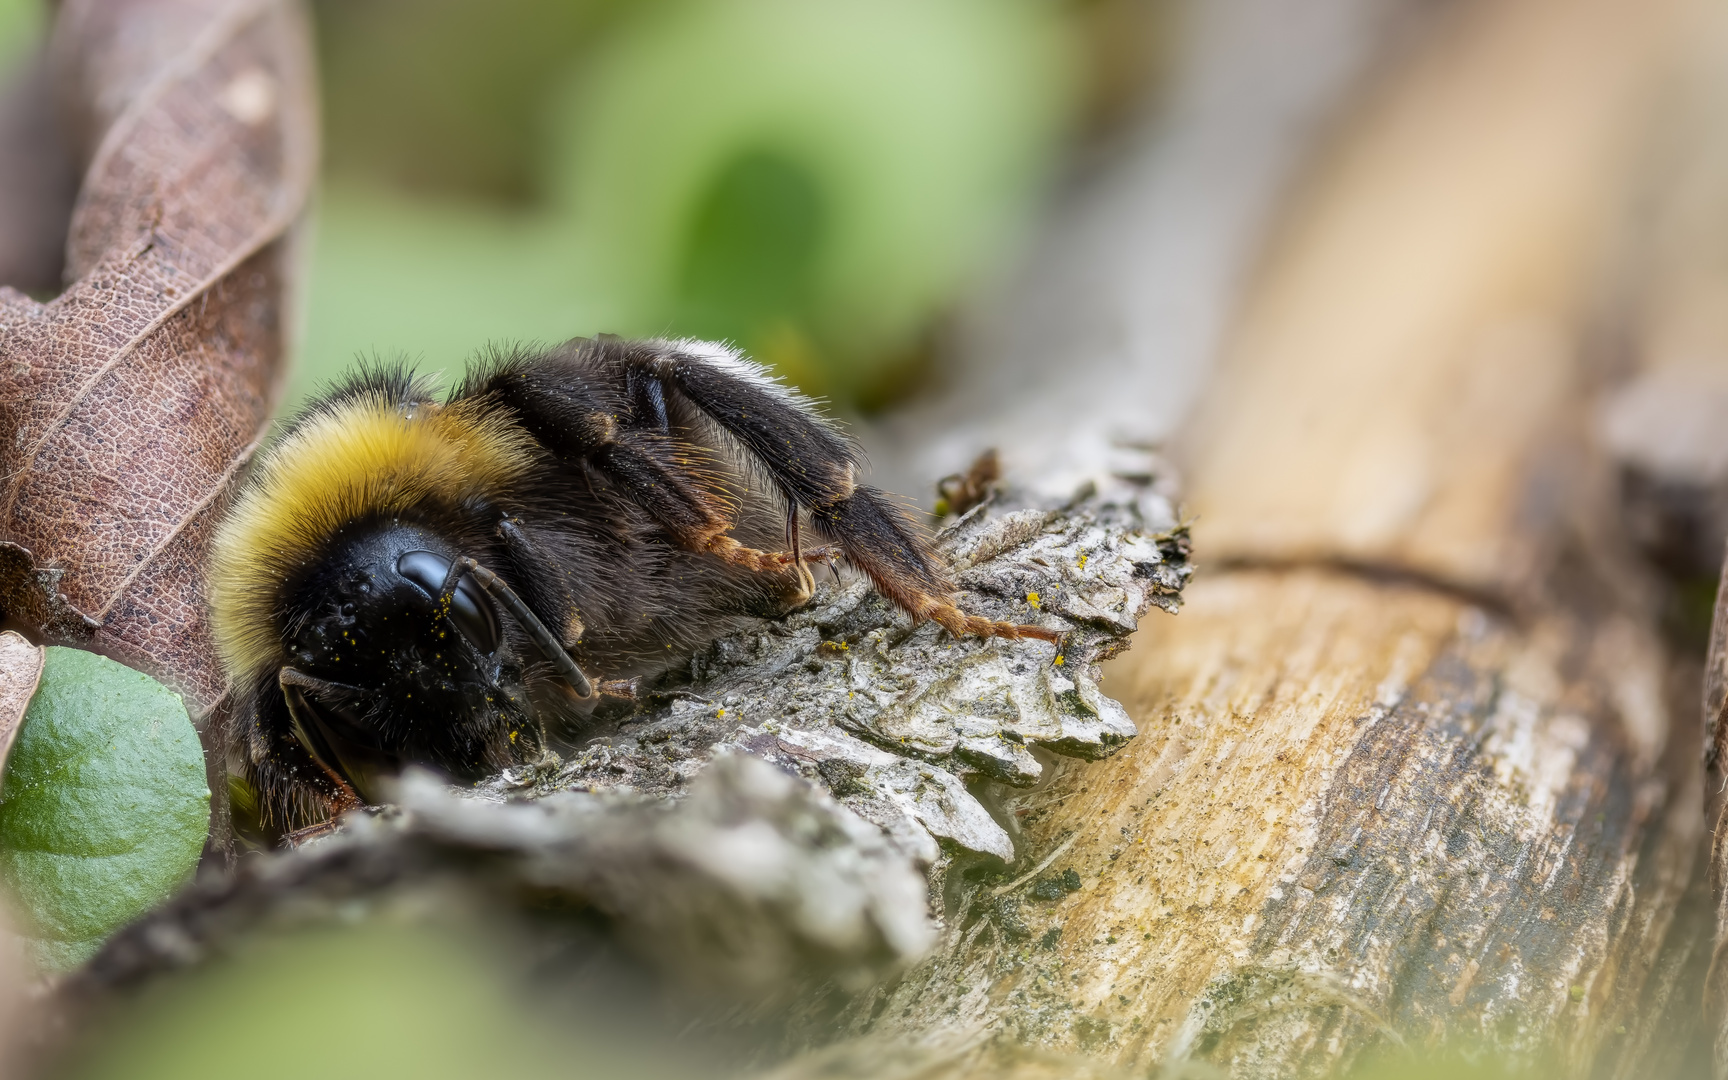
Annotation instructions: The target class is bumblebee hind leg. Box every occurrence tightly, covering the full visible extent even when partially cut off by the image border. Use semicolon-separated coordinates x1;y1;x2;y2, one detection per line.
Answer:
462;351;831;584
618;339;1059;643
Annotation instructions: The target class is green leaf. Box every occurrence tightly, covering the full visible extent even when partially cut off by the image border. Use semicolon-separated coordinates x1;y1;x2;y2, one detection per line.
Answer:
0;647;210;972
0;0;44;75
547;0;1078;402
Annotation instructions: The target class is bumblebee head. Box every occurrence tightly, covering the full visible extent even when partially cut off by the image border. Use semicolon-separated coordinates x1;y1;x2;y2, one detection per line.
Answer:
208;386;551;812
271;522;532;802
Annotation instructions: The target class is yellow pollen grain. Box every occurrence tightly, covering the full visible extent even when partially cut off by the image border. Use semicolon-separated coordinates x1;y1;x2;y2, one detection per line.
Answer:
1054;655;1065;666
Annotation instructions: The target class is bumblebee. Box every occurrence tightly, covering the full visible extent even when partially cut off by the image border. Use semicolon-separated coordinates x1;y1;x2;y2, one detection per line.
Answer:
210;336;1056;834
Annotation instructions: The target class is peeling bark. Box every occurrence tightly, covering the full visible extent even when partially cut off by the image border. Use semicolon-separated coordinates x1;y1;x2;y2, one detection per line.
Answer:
513;476;1188;870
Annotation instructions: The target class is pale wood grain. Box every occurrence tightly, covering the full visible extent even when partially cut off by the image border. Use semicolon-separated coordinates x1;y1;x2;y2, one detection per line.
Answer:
830;0;1713;1074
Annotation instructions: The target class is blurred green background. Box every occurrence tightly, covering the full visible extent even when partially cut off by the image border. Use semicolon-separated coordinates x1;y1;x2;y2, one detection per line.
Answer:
305;0;1097;413
303;0;1078;411
0;0;38;70
0;0;1200;412
0;0;1122;411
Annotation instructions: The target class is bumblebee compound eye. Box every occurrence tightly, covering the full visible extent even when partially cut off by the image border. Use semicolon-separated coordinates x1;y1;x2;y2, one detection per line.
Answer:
397;550;502;654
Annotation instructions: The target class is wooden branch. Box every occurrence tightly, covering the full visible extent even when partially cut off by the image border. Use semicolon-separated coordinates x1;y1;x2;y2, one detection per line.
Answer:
832;0;1712;1073
1706;551;1728;1077
68;757;938;1005
12;3;1719;1076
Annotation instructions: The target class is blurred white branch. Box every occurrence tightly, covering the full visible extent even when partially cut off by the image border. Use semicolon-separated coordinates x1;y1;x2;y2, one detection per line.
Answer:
869;0;1425;503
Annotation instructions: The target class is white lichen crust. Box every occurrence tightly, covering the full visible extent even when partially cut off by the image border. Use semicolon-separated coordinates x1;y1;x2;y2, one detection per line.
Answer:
493;485;1191;868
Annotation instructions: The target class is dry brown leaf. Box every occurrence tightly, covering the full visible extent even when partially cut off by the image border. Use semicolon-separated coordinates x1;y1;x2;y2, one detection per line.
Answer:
0;633;43;787
0;0;316;720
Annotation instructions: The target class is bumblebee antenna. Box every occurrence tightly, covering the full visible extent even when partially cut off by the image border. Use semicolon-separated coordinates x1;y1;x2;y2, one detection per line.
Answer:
438;557;596;699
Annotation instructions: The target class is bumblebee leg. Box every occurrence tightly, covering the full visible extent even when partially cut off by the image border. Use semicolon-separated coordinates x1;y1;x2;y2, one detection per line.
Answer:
496;517;586;646
698;530;836;573
783;507;815;604
627;341;1058;642
561;428;836;574
281;818;352;848
237;687;363;843
467;361;833;573
810;485;1060;641
438;557;597;698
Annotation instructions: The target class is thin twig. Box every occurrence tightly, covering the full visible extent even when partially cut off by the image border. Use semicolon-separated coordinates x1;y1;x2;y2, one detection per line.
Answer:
989;830;1080;898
